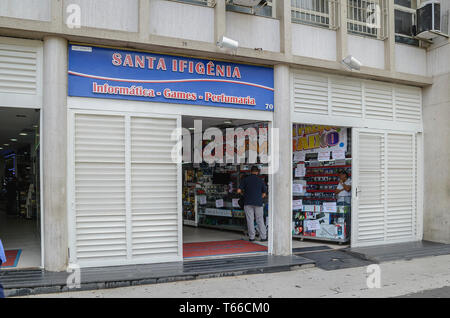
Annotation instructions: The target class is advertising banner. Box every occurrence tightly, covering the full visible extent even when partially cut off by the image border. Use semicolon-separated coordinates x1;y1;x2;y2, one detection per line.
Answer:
68;44;274;111
292;124;348;161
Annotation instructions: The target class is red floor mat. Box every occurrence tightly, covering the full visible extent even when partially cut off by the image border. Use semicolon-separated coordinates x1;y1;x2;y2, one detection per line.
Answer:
183;240;267;258
3;250;21;267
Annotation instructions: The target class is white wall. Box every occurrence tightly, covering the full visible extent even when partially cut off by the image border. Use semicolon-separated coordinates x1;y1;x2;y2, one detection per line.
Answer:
291;23;336;61
395;43;427;76
347;35;385;69
226;11;280;52
63;0;139;32
0;0;51;21
149;0;214;43
427;44;450;77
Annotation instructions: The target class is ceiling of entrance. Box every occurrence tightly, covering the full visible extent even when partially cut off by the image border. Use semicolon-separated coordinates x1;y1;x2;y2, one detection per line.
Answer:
0;107;39;155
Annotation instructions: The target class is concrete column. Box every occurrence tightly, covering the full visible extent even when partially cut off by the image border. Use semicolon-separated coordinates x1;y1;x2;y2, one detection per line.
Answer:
214;0;226;43
336;0;348;62
276;0;292;57
272;64;292;256
384;0;395;72
422;42;450;244
139;0;151;42
43;36;68;271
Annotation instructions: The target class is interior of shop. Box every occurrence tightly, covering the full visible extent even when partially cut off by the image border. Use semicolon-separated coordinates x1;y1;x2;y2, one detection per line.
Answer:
292;124;352;246
181;116;270;258
0;107;41;269
181;117;345;259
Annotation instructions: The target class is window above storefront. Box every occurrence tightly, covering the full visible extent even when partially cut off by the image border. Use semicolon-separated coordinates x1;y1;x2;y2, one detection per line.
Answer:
394;0;420;46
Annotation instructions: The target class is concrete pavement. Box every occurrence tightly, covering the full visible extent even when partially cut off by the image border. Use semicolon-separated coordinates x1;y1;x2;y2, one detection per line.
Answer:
17;254;450;298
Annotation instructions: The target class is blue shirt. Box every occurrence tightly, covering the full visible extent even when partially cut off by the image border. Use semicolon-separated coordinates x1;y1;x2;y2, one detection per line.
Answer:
0;239;6;265
239;174;267;207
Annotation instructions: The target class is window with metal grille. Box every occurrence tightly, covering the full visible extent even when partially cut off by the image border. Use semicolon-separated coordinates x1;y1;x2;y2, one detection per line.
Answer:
347;0;388;39
394;0;419;45
291;0;339;29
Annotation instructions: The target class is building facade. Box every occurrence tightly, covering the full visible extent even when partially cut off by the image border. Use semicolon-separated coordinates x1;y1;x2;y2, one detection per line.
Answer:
0;0;448;271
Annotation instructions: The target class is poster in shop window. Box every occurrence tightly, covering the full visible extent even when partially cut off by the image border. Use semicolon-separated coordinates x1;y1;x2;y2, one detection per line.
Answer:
292;124;347;158
68;44;274;111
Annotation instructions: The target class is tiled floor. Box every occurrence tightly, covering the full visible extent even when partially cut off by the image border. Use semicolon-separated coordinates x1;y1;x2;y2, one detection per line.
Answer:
182;225;345;250
0;202;41;269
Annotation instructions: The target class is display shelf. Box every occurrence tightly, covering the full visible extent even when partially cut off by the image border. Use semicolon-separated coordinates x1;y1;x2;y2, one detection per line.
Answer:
306;165;352;169
292;210;347;214
198;223;246;233
307;181;339;185
183;219;197;226
304;173;352;177
294;197;336;201
292;235;349;244
306;189;336;193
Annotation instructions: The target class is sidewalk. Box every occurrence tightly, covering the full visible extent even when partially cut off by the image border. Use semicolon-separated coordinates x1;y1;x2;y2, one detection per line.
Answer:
19;254;450;298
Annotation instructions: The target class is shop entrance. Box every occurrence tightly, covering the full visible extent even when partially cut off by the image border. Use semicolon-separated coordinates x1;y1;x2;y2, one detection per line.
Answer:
292;124;352;247
181;116;270;259
0;107;41;269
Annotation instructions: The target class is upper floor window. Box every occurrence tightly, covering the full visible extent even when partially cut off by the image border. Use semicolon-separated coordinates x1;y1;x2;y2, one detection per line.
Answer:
291;0;339;29
394;0;419;45
347;0;388;39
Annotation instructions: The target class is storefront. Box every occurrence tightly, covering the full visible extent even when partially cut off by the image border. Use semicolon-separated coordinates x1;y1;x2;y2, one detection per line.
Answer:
67;44;275;267
290;70;423;247
0;37;43;269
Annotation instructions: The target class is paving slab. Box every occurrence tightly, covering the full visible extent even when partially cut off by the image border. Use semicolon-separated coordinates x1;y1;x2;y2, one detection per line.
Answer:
344;240;450;263
299;249;373;271
0;254;315;297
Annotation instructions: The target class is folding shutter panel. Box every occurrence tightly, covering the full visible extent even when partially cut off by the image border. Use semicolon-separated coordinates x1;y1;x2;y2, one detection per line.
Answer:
74;113;127;264
386;133;415;241
130;116;179;260
354;130;418;247
293;72;329;115
355;132;386;244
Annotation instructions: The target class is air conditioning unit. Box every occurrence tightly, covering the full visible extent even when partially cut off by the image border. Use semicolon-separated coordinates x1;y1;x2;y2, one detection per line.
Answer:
416;0;441;40
228;0;266;8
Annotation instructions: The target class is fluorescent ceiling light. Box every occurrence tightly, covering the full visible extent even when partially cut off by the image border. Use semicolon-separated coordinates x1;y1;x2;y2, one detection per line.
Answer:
19;132;28;136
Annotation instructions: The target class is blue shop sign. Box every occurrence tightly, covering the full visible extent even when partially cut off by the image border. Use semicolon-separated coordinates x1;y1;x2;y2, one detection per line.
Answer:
68;44;274;111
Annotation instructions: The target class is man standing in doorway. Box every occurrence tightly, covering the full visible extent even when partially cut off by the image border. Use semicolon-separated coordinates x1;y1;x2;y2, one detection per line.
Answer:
237;166;267;242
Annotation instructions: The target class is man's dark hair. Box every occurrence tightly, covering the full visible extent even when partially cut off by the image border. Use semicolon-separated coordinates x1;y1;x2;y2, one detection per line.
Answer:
251;165;260;173
340;170;349;178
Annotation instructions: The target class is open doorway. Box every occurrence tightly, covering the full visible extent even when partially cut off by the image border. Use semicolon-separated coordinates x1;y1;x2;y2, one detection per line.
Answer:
181;116;270;259
0;107;41;269
292;124;352;250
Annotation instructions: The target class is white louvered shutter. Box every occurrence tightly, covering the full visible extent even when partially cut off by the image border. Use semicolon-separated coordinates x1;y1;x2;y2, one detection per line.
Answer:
394;86;422;123
72;112;181;267
355;131;386;244
386;133;415;241
354;129;418;247
364;82;394;121
331;77;363;118
130;116;180;260
293;72;329;115
74;114;127;264
0;44;37;94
